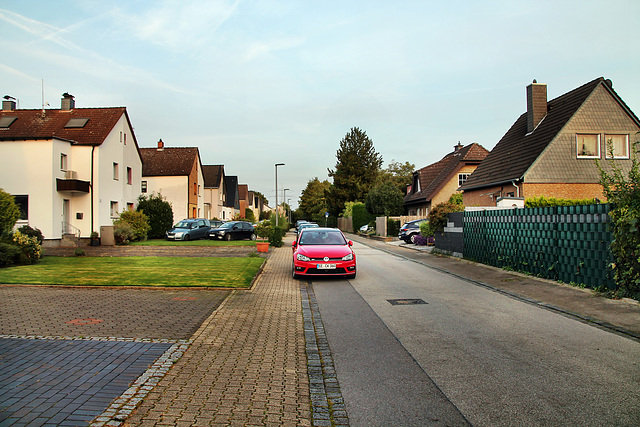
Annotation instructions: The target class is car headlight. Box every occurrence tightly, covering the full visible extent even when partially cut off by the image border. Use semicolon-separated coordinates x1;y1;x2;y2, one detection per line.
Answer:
342;253;353;261
296;253;311;262
219;231;225;235
174;232;183;238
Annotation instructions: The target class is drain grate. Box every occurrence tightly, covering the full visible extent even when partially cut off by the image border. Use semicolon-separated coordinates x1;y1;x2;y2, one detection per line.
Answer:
387;298;427;306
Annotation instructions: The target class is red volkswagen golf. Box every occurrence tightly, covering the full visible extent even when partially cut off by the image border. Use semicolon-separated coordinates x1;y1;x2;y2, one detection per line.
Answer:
292;228;356;279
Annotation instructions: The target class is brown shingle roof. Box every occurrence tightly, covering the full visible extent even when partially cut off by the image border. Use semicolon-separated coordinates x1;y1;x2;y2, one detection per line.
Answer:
140;147;199;177
0;107;129;145
460;77;640;191
404;143;489;205
202;165;224;188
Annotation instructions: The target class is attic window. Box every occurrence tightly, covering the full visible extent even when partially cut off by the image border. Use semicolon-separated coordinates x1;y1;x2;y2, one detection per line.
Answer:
65;118;89;128
0;116;17;128
576;134;600;159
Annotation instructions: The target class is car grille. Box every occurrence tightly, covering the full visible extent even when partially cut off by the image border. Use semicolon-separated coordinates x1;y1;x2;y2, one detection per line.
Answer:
305;267;348;275
308;257;343;261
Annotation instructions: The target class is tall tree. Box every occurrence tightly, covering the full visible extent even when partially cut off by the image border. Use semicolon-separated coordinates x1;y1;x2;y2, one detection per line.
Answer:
326;127;383;215
365;181;405;216
377;160;416;194
299;177;331;221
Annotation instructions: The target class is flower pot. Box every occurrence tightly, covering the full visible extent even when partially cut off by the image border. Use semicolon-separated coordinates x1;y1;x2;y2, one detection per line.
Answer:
90;238;101;246
256;242;269;253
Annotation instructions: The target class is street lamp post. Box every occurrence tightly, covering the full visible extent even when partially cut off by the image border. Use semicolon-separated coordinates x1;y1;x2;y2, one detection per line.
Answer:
283;188;290;227
275;163;284;227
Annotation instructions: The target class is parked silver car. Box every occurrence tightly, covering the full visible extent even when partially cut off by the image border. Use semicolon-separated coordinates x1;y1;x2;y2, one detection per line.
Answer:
166;218;211;241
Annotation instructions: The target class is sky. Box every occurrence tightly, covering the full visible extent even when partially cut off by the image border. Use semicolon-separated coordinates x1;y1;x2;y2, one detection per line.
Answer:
2;0;640;209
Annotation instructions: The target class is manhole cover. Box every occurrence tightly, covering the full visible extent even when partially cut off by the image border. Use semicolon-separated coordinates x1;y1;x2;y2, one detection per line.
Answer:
387;299;427;306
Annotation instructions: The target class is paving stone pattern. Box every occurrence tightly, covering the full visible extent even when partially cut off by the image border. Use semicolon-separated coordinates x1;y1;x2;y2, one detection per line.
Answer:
0;338;170;426
0;287;229;340
125;243;312;426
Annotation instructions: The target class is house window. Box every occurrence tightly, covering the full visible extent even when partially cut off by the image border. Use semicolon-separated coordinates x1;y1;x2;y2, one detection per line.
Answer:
194;183;197;195
604;134;629;159
576;134;600;158
113;162;119;180
458;173;470;187
124;133;127;145
127;167;132;185
60;154;67;171
198;185;201;196
141;181;147;193
14;195;28;220
127;202;134;211
110;201;119;217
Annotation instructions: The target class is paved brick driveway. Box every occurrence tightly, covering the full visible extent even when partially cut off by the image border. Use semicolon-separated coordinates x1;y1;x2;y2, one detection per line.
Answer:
0;285;229;426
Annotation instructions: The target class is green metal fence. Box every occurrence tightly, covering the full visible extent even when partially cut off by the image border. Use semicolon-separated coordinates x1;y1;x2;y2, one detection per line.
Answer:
463;204;614;290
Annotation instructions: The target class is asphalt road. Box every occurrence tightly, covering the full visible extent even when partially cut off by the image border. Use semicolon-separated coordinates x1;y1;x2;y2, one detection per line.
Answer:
311;241;640;426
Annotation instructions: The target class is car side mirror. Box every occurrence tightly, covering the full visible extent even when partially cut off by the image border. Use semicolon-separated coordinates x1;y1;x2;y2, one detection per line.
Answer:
292;241;297;248
348;240;353;246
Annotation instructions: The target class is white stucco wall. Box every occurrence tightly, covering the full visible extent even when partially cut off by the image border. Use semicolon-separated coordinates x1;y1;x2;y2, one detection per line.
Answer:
0;112;143;241
143;175;189;225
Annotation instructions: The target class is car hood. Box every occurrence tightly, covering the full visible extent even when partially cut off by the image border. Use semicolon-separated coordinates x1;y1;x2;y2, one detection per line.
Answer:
297;244;353;258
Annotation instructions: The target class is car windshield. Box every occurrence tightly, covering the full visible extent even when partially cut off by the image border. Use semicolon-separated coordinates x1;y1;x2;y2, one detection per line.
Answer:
174;221;192;229
299;230;346;245
219;222;236;229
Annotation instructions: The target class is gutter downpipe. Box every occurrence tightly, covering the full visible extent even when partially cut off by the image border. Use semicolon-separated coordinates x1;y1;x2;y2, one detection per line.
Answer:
511;180;520;198
91;145;95;235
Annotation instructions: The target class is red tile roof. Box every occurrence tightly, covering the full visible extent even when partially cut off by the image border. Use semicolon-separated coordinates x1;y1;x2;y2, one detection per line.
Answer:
405;143;489;205
0;107;129;146
140;147;199;177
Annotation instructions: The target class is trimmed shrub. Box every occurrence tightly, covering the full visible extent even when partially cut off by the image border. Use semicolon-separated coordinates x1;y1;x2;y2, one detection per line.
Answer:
13;230;41;264
17;225;44;244
114;210;150;242
0;189;20;235
352;202;373;233
0;242;21;267
137;193;173;239
114;222;135;245
387;218;400;237
525;196;597;208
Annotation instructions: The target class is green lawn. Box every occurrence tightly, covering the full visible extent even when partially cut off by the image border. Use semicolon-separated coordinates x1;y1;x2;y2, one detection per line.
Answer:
131;239;258;247
0;256;265;288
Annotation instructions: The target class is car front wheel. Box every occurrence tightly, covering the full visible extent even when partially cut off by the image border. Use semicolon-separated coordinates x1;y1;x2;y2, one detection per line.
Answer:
410;233;418;244
184;234;190;241
250;233;256;241
224;234;231;241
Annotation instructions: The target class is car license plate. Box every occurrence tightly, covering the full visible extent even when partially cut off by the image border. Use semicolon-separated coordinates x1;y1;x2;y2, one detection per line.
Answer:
317;263;336;270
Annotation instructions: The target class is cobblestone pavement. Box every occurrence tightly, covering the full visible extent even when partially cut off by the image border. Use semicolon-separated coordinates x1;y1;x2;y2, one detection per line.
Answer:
124;241;313;426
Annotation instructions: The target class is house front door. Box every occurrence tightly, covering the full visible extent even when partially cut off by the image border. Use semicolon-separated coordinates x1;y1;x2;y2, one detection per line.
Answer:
62;199;70;234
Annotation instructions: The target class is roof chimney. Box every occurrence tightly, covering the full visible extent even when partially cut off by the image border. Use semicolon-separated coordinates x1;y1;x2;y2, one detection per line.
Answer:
3;95;16;111
454;141;463;151
157;139;164;151
526;80;547;133
61;92;75;111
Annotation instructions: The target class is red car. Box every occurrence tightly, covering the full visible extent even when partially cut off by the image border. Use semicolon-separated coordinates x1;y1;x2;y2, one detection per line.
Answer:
292;228;356;279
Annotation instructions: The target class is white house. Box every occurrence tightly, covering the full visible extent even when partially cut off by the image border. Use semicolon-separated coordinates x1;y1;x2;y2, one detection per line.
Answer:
0;93;142;246
139;140;205;225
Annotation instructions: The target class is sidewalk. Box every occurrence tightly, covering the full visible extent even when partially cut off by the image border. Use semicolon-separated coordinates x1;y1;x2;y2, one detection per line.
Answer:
123;240;312;426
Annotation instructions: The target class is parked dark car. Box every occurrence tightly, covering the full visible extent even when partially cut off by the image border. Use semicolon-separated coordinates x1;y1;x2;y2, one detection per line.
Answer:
166;218;211;241
209;220;225;229
398;219;428;243
296;222;319;235
208;221;256;241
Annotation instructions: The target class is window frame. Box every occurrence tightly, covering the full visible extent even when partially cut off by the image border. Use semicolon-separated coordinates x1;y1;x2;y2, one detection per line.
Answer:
604;134;630;159
141;181;148;193
110;201;119;218
127;167;132;185
576;134;601;159
458;173;470;187
113;162;119;180
60;153;68;171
